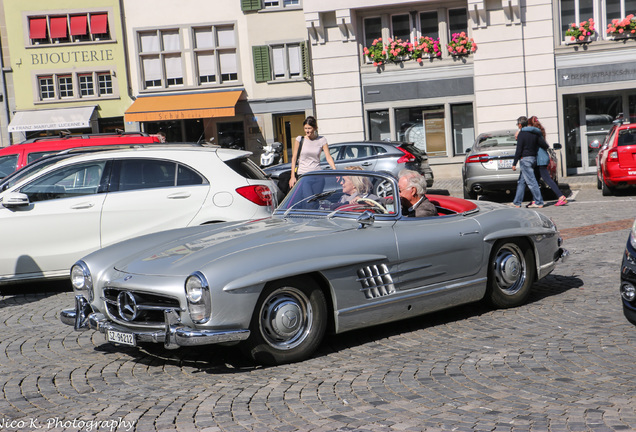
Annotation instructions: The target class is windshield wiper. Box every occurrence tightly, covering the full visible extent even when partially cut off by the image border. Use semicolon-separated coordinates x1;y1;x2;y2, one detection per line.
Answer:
283;190;336;218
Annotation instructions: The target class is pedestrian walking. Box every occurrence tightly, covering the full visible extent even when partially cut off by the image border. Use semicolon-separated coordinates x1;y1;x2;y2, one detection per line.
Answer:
523;116;568;206
511;116;549;208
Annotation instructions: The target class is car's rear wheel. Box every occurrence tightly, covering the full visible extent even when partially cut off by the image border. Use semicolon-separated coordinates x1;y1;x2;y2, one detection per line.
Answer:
597;173;602;190
601;174;614;196
463;188;477;200
242;278;327;365
486;239;535;308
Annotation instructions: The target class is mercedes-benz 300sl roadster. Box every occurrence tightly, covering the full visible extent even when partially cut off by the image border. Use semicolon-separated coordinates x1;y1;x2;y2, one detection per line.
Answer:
61;170;568;365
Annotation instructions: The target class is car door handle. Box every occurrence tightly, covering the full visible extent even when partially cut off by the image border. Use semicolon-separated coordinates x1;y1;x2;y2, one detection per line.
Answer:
167;192;191;199
460;231;480;236
361;162;373;166
70;202;95;209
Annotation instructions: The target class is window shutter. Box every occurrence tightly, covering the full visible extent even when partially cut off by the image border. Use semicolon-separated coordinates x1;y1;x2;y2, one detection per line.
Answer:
241;0;262;11
300;41;310;79
252;45;271;83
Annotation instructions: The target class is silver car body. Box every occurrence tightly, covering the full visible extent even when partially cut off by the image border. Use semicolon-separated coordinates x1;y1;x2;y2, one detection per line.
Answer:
62;170;567;365
264;141;434;187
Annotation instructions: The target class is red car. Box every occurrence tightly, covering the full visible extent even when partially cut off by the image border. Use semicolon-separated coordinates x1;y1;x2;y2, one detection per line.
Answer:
592;122;636;196
0;132;160;178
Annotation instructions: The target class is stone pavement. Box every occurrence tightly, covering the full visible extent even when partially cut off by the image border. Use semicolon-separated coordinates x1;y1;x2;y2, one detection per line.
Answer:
0;184;635;432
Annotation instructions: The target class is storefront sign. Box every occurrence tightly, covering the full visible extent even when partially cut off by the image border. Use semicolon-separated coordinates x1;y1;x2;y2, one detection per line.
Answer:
31;49;114;65
558;62;636;86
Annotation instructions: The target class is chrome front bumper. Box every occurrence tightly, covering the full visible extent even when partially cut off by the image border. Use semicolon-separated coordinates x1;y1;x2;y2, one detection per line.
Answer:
60;295;250;349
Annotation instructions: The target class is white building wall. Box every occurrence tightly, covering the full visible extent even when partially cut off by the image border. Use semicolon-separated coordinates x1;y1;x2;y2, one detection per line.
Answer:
472;0;558;144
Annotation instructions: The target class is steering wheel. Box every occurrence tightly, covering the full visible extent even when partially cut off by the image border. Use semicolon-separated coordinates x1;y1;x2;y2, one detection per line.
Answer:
355;198;388;214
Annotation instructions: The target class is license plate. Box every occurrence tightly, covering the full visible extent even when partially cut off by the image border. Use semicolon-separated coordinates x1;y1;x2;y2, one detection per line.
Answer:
107;330;136;346
498;159;513;169
630;171;636;175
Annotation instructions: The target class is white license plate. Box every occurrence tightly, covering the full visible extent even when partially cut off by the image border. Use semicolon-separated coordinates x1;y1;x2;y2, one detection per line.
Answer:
107;330;136;346
498;159;514;169
629;171;636;175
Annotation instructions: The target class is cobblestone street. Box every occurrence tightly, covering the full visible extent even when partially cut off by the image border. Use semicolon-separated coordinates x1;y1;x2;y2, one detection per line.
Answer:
1;180;635;432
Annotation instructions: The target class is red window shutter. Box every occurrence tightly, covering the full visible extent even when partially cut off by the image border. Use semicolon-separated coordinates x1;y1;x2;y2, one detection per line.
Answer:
90;14;108;34
29;18;47;39
70;15;87;36
50;17;67;39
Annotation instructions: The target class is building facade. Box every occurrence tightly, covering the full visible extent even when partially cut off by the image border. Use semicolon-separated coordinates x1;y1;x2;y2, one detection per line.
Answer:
1;0;133;143
303;0;636;178
121;0;313;161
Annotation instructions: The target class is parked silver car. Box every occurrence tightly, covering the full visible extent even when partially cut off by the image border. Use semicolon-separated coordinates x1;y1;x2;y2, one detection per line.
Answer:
62;170;567;365
462;130;561;199
264;141;434;187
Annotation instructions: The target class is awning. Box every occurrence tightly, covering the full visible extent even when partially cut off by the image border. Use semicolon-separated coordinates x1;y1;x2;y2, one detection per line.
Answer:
90;14;108;34
50;17;68;39
70;15;87;36
8;106;96;133
29;18;47;39
124;90;242;122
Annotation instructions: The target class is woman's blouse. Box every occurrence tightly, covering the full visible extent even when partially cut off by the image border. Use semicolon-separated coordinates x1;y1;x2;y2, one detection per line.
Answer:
296;135;328;175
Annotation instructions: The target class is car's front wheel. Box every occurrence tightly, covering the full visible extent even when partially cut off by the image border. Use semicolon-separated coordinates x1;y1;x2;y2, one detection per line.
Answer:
486;239;535;308
243;278;327;365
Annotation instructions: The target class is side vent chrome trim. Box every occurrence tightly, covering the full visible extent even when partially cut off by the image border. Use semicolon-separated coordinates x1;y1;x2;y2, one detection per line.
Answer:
357;264;396;299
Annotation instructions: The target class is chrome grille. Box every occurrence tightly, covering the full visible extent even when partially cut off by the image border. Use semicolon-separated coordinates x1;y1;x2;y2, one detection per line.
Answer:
102;288;181;325
357;264;396;299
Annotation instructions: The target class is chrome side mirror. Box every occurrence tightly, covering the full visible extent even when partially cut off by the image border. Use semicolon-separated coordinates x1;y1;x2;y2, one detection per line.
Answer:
2;192;30;208
356;210;375;229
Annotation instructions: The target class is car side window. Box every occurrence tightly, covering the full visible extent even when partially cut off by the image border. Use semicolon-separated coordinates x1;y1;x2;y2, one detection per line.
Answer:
20;161;107;202
341;145;373;160
177;164;204;186
118;159;176;191
0;154;18;178
27;151;58;164
320;146;340;163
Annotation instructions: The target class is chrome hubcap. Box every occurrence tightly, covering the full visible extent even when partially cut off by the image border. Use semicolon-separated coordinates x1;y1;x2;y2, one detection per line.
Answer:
260;288;312;350
493;244;526;295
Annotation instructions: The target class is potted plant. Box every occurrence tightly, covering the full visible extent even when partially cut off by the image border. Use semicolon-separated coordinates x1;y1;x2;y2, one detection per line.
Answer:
385;38;412;63
607;14;636;39
564;19;595;44
447;32;477;56
363;38;387;66
411;36;441;62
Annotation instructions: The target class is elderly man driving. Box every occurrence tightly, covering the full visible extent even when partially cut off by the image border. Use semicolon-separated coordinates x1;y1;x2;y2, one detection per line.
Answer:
398;169;437;217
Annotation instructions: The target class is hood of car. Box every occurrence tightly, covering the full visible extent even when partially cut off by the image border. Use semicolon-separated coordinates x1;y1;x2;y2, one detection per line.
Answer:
113;217;355;277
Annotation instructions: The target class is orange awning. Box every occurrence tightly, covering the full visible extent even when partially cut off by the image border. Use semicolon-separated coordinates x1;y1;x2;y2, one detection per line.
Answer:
124;91;242;122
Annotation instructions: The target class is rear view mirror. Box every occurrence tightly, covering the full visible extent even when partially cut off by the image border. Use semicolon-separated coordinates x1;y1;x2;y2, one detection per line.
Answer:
589;140;601;149
2;192;30;208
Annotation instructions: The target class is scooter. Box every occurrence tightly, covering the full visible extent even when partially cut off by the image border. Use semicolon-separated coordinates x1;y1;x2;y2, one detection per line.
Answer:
260;141;283;168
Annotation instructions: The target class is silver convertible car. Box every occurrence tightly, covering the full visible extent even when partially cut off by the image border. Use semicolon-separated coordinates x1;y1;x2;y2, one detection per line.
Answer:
61;170;568;365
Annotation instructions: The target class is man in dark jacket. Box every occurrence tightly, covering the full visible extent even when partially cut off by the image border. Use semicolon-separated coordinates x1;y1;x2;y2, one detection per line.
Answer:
398;169;437;217
511;116;549;208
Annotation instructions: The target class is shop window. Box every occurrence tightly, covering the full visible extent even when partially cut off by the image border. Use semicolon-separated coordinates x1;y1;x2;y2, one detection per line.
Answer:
218;121;245;150
368;110;391;141
396;106;446;156
252;43;308;83
27;12;111;46
451;103;475;155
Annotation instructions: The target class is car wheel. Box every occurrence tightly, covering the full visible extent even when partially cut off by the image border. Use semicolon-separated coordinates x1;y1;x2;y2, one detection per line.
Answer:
463;188;477;200
374;179;393;198
242;278;327;365
601;174;614;196
597;173;602;190
486;240;535;309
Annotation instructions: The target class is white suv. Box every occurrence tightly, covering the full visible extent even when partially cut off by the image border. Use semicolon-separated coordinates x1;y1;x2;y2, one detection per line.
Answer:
0;145;277;284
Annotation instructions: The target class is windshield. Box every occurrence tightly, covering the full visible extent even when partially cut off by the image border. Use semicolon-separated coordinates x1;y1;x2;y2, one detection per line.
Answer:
0;153;74;191
276;171;399;217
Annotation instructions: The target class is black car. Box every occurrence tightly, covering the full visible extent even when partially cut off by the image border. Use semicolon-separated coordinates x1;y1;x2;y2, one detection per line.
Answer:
621;220;636;324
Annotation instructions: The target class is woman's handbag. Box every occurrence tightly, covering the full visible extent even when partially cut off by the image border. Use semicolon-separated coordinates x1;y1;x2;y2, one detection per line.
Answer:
278;137;304;194
537;146;550;167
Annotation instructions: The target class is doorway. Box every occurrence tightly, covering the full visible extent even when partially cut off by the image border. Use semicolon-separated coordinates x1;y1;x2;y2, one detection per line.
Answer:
275;113;305;163
563;93;623;175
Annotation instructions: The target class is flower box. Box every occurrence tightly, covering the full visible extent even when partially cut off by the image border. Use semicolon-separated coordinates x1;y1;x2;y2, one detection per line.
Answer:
564;19;595;44
564;35;593;44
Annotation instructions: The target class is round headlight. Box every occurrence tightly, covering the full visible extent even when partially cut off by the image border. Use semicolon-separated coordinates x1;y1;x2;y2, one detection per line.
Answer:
71;265;86;290
70;261;93;301
185;272;211;324
621;282;636;302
